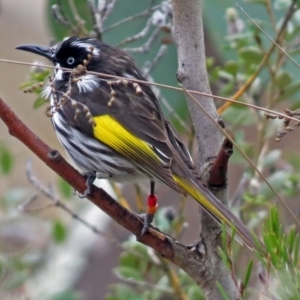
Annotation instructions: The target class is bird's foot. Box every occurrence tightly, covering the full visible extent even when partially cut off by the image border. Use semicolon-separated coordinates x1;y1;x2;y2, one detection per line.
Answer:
74;172;96;198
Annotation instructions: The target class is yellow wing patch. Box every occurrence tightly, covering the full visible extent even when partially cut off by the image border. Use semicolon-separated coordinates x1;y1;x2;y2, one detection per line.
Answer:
93;114;161;165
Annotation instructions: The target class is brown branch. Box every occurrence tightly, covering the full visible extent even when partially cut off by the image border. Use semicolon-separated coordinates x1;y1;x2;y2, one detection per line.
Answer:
0;96;171;255
208;138;233;188
0;96;218;286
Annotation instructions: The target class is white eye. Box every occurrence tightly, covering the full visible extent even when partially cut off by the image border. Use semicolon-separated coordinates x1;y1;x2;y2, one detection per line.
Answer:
67;57;75;65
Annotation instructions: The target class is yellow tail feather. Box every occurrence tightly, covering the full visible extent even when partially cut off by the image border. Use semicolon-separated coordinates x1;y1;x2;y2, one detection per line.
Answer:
173;175;261;251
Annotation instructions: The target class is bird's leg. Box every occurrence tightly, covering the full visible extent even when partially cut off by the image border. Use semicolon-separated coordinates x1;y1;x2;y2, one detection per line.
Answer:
140;180;158;235
77;172;96;198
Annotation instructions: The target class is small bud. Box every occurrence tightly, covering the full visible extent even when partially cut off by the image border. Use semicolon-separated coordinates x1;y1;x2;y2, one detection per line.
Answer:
88;118;96;127
107;97;115;107
76;64;86;75
133;83;142;94
225;7;238;22
286;126;294;131
275;132;287;142
71;100;77;107
46;110;54;117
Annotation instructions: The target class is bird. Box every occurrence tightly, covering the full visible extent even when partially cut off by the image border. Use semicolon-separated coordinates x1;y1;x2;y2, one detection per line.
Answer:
16;36;259;250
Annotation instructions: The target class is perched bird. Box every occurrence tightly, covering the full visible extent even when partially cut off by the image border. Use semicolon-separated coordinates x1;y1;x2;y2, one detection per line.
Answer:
17;36;258;250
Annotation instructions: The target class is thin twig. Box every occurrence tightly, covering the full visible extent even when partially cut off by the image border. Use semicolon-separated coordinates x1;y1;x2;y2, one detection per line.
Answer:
103;4;161;33
52;3;76;33
25;159;112;238
182;86;300;227
142;44;168;77
117;18;153;48
124;27;161;53
0;58;299;123
218;0;297;114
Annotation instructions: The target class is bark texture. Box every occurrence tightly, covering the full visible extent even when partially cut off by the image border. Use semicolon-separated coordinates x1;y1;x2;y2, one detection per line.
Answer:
171;1;239;298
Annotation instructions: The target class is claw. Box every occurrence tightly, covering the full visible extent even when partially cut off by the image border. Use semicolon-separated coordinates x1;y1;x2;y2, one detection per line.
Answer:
77;173;96;198
140;213;155;236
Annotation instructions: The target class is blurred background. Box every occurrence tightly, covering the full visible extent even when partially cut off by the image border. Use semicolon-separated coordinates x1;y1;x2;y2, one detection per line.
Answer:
1;1;300;299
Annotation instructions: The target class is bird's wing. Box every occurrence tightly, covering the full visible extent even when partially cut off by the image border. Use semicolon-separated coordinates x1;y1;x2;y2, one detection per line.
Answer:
59;80;183;193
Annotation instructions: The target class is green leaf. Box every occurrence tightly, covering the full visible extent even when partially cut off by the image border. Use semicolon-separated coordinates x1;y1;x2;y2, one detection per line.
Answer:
206;57;215;69
0;147;13;174
238;46;263;64
50;290;82;300
277;79;300;102
224;60;239;76
19;81;36;89
260;170;291;198
114;266;142;281
57;177;73;199
33;97;48;109
187;285;205;300
274;0;292;10
31;69;51;82
222;105;255;127
3;270;28;290
293;234;300;267
274;71;292;89
106;283;143;300
262;150;282;168
243;260;253;290
292;10;300;27
48;0;94;41
52;219;68;243
216;281;231;300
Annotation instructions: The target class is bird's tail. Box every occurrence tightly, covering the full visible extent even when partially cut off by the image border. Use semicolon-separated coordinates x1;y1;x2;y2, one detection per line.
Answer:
173;175;260;251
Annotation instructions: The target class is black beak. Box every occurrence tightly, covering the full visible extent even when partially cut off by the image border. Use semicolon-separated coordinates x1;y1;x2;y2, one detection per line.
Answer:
16;44;54;61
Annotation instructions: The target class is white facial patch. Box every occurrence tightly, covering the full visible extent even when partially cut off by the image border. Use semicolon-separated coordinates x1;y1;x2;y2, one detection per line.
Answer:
70;39;100;56
77;74;100;93
54;63;63;80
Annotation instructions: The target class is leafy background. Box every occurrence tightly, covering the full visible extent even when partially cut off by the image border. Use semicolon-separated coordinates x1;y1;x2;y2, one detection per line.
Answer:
1;0;300;299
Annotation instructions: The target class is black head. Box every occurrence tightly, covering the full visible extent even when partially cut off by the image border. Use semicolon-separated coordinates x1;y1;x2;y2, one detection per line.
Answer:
16;36;140;80
16;36;101;70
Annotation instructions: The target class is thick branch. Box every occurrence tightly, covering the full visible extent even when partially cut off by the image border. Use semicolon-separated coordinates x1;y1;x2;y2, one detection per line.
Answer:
171;0;238;299
0;96;227;290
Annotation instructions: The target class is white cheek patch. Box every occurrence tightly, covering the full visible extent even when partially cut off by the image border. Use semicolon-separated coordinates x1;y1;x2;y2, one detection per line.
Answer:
77;74;100;93
54;63;63;81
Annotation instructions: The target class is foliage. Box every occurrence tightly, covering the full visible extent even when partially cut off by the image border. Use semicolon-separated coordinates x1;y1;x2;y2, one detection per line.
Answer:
2;0;300;299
